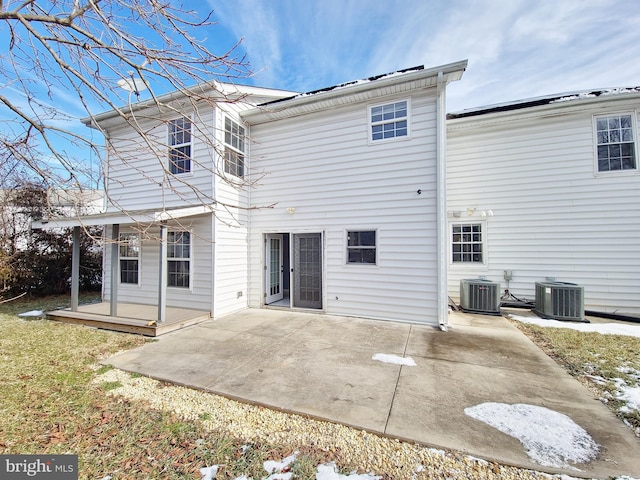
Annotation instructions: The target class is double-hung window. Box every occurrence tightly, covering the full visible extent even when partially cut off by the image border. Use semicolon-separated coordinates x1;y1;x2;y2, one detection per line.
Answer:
451;223;483;263
347;230;376;264
168;117;192;174
369;100;408;141
119;233;140;284
224;117;245;178
167;231;190;288
595;114;637;172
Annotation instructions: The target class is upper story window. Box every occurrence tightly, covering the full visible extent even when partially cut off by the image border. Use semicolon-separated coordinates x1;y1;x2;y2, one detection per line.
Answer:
369;100;408;142
167;231;190;288
119;233;140;284
224;117;245;178
168;117;192;174
347;230;376;264
595;114;637;172
451;223;483;263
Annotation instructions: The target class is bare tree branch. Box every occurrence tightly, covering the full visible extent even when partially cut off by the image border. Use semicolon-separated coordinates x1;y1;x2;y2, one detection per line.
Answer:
1;0;259;222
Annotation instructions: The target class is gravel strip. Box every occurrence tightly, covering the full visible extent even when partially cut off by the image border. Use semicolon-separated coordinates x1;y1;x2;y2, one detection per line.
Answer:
93;369;568;479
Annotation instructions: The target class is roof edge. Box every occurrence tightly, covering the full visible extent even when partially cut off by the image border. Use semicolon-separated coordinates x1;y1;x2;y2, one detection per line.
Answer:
448;87;640;120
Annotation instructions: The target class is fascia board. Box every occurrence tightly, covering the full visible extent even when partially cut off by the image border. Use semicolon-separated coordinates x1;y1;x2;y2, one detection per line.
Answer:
31;204;215;229
242;60;468;125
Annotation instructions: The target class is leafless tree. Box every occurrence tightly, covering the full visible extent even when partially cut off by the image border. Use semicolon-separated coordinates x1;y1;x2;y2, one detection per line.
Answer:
0;0;253;215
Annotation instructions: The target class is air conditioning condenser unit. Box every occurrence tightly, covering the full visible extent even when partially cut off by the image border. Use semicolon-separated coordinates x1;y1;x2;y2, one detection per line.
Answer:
533;281;585;322
459;279;501;315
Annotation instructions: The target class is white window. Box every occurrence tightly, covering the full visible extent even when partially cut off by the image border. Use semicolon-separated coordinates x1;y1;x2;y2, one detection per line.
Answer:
224;117;245;178
347;230;376;264
595;114;637;172
451;223;483;263
369;100;408;141
119;233;139;284
167;231;190;288
168;117;192;174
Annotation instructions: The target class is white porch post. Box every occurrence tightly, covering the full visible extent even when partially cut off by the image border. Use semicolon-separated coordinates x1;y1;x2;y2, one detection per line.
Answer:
158;222;167;323
110;224;119;317
70;226;80;312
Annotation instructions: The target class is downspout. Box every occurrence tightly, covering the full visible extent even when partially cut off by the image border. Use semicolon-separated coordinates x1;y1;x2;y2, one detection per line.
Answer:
436;71;448;331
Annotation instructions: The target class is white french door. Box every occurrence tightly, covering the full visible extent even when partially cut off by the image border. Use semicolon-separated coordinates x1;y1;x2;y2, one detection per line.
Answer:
265;234;284;304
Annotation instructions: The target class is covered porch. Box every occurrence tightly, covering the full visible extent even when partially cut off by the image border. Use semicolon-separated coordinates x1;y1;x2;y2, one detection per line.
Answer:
46;302;210;336
32;205;215;336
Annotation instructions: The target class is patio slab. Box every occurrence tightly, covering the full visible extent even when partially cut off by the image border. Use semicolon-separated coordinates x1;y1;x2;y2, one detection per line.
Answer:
105;308;640;478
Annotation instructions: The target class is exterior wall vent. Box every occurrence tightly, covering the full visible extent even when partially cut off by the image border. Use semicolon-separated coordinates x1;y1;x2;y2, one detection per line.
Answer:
459;279;501;315
533;281;585;322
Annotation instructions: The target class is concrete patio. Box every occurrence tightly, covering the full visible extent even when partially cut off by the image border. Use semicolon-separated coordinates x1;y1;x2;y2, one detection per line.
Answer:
104;308;640;478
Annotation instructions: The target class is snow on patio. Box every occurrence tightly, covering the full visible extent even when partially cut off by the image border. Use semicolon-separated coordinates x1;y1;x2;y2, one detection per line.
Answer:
464;403;600;470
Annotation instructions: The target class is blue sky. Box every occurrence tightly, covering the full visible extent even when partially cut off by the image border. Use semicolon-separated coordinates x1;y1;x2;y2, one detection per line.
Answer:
205;0;640;112
1;0;639;186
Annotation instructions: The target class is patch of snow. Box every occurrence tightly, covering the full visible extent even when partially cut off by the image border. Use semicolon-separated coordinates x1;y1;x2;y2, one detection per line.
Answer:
200;465;219;480
263;452;296;473
17;310;44;317
509;314;640;338
464;403;599;469
372;353;416;366
613;378;640;413
316;462;381;480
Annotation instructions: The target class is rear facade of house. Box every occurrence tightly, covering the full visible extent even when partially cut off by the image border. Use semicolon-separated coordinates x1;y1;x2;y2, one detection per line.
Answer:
446;89;640;316
89;61;466;328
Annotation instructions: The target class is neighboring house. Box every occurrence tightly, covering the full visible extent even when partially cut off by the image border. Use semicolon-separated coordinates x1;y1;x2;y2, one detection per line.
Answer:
446;87;640;316
34;61;467;331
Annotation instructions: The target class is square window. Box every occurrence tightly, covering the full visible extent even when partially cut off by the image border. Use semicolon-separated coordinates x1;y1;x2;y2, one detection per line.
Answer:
451;223;483;263
369;100;409;142
347;230;376;264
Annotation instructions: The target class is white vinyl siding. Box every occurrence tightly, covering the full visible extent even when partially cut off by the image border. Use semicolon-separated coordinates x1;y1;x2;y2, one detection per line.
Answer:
447;102;640;315
103;217;213;311
247;91;439;325
104;107;215;211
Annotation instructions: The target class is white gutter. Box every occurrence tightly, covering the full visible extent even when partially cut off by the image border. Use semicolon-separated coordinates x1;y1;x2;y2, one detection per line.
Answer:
436;70;449;331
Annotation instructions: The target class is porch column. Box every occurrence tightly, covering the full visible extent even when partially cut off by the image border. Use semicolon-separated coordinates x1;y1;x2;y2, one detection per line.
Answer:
110;224;119;317
70;226;80;312
158;222;167;323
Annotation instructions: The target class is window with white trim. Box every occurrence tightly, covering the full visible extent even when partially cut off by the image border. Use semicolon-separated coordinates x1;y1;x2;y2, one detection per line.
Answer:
369;100;408;141
451;223;483;263
347;230;376;264
224;117;245;178
167;231;190;288
119;233;139;284
168;117;192;174
595;114;637;172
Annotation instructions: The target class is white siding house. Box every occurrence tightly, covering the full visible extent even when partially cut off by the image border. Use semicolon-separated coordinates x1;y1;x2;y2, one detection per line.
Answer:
447;88;640;316
32;61;466;330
